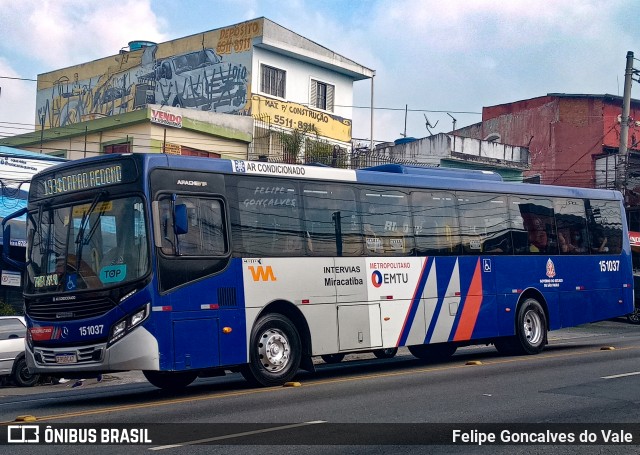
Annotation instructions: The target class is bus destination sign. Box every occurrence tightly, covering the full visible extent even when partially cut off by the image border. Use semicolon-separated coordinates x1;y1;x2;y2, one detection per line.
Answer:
34;164;124;198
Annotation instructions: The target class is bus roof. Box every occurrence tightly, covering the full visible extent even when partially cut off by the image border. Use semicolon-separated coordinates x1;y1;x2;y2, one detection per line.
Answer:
361;164;504;182
32;154;624;203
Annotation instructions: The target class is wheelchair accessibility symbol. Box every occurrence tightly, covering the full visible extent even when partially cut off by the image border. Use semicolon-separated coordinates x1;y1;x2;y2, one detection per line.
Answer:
482;259;492;273
66;274;77;291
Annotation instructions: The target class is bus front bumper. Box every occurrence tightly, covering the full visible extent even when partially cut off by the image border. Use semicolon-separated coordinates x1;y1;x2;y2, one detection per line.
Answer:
25;326;160;374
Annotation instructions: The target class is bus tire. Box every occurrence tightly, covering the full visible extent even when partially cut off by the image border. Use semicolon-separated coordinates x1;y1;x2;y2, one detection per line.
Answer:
627;306;640;325
408;343;456;362
143;370;197;390
11;356;40;387
321;353;345;364
495;298;547;355
373;347;398;359
242;313;301;387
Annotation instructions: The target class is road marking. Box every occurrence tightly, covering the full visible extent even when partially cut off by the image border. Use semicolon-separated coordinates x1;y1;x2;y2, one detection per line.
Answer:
149;421;326;450
601;371;640;379
1;345;634;425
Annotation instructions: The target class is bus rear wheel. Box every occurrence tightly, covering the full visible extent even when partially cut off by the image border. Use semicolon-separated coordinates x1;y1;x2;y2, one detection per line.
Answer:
495;297;547;355
242;313;301;387
408;343;456;362
143;370;197;390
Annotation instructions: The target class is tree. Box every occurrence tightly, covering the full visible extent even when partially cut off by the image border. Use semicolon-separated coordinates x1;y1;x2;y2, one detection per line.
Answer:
278;124;318;164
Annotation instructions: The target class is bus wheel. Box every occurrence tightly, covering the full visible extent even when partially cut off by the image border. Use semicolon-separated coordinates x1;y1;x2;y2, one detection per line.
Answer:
321;353;345;364
12;357;40;387
627;306;640;325
143;371;197;390
373;347;398;359
242;313;301;387
495;298;547;355
408;343;456;362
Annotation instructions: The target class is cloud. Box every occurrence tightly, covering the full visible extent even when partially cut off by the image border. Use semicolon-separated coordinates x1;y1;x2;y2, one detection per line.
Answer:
0;0;168;132
0;0;168;70
341;0;637;140
0;0;637;143
0;59;37;132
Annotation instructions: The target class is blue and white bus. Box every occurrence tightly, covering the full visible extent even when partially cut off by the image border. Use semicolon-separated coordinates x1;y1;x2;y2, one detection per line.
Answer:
3;154;633;389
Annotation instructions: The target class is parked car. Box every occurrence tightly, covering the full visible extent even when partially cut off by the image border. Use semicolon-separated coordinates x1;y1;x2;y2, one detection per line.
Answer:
0;316;40;386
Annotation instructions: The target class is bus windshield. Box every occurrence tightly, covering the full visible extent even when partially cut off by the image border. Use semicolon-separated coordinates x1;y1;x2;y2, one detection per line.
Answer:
26;196;149;294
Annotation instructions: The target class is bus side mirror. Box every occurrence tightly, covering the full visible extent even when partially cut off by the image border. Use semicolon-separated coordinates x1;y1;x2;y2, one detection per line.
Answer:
174;204;188;235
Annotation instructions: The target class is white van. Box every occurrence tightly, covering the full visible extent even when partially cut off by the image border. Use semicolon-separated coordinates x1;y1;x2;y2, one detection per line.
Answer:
0;316;40;387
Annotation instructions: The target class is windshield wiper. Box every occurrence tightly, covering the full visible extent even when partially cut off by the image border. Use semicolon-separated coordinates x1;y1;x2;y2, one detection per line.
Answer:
74;190;107;271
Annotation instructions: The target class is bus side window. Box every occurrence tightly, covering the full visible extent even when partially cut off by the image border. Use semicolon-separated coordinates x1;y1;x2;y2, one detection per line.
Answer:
458;192;510;255
361;188;413;256
586;199;623;255
510;197;557;255
411;191;460;256
157;196;227;257
302;184;360;256
230;178;303;257
554;198;588;255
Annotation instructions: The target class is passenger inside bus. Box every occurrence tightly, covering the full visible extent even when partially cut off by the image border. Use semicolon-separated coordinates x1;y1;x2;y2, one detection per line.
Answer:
527;217;549;253
592;233;609;253
558;230;572;253
570;229;587;252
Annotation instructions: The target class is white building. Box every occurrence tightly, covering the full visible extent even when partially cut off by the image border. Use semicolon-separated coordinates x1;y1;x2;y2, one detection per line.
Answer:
1;18;374;163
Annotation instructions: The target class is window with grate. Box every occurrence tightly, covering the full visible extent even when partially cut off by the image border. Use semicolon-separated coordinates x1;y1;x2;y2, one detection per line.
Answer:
103;142;131;154
180;147;220;158
261;64;286;98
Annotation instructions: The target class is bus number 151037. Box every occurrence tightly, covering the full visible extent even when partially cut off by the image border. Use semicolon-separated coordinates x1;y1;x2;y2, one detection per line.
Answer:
79;325;104;336
599;260;620;272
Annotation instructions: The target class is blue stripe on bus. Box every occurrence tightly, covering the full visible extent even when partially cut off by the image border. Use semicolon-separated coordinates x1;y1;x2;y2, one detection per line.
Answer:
397;256;434;346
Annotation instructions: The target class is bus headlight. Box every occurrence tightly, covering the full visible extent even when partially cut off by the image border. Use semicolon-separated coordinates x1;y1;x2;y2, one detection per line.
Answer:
130;307;147;326
108;303;150;346
111;320;127;341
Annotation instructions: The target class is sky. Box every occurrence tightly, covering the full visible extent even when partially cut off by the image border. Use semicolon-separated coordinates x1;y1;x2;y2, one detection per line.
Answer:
0;0;638;145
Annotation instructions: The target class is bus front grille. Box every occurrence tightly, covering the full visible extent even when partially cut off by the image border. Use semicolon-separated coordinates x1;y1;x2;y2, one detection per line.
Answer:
27;298;117;321
36;345;104;365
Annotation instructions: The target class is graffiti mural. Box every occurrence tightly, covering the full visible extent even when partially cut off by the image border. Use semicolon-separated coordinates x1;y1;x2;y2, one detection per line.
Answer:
36;21;261;129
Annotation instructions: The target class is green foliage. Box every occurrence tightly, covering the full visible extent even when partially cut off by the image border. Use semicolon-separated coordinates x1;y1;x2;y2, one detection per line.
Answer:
0;300;18;316
278;124;319;163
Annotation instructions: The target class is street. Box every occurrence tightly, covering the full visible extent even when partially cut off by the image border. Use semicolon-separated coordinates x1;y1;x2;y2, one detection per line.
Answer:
1;319;640;454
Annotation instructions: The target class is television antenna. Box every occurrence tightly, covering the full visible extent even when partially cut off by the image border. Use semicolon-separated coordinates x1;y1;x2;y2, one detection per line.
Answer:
424;114;439;136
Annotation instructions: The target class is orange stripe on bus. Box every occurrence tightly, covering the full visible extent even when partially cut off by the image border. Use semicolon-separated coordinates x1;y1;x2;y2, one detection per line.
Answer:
453;259;483;341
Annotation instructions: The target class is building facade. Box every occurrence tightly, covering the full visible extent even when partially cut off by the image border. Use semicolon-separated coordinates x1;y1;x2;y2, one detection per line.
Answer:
30;17;373;161
0;105;253;161
455;93;640;190
371;133;529;182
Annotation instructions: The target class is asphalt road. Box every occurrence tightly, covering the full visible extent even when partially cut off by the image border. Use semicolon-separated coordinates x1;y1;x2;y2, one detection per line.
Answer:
2;318;640;455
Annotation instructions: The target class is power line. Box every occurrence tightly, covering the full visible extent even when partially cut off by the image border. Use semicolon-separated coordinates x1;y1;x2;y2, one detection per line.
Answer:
0;76;38;82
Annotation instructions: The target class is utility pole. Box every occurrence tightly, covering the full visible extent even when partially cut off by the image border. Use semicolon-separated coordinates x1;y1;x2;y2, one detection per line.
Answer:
618;51;634;202
400;104;408;138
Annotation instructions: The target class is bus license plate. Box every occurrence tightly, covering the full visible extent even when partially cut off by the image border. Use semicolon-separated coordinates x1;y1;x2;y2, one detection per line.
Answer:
55;354;77;364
